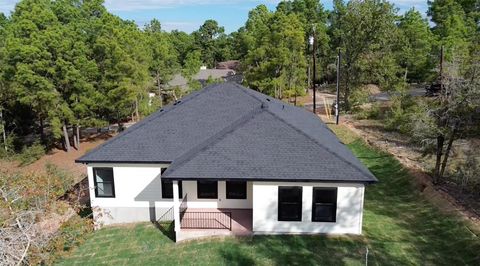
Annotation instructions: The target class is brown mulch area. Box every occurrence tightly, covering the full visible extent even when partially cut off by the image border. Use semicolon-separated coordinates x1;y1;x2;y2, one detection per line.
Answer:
0;133;113;181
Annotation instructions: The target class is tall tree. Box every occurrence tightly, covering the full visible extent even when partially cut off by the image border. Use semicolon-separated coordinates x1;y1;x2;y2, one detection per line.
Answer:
145;19;179;106
329;0;400;110
243;7;307;99
428;0;475;61
4;0;66;147
398;8;436;82
182;50;203;91
192;19;226;68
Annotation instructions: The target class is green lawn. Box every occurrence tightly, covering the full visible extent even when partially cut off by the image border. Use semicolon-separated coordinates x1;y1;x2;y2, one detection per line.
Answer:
57;125;480;266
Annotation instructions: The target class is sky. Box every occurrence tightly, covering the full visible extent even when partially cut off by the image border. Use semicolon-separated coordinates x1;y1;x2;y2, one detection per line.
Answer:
0;0;430;33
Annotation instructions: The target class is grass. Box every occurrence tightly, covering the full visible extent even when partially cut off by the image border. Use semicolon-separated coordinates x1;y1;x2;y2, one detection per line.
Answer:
57;125;480;266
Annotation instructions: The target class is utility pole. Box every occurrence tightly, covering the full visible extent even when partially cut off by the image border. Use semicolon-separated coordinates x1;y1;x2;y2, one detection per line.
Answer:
310;27;317;114
336;49;341;125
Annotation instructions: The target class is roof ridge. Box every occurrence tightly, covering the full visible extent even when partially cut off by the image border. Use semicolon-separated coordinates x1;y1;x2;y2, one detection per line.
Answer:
76;83;221;163
163;106;264;177
264;108;376;181
231;82;269;104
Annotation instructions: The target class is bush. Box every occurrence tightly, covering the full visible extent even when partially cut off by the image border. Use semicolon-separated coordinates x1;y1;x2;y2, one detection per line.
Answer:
41;215;93;264
17;141;46;166
45;163;75;197
355;102;382;120
384;94;417;134
0;134;17;160
453;151;480;196
350;87;371;112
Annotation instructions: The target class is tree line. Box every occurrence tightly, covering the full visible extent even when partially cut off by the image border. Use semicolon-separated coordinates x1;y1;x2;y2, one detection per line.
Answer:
0;0;479;163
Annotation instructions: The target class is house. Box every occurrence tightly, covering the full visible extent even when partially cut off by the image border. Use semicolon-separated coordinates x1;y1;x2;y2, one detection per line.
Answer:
167;68;241;90
76;82;377;241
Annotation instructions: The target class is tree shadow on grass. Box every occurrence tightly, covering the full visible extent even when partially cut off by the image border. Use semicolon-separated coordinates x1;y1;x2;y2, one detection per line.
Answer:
218;235;367;266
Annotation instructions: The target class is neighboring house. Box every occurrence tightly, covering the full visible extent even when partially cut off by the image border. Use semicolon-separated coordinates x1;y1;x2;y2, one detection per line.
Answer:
167;69;241;90
216;60;240;70
76;82;377;241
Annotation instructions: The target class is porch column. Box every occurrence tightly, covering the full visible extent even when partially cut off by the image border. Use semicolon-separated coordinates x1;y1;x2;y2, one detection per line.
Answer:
173;181;181;233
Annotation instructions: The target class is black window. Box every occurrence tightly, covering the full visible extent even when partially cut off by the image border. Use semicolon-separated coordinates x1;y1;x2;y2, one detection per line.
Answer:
197;181;218;199
226;181;247;199
312;188;337;222
162;180;183;199
93;168;115;198
278;186;302;221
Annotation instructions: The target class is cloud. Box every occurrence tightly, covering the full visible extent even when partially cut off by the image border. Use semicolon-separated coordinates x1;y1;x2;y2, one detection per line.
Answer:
104;0;281;11
0;0;17;15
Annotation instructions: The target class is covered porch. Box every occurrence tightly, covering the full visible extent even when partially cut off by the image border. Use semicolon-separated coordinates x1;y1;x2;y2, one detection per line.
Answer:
177;208;252;241
170;180;253;242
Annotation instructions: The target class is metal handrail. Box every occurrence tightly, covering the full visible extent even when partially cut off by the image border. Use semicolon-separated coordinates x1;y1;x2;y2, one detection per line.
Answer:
179;194;188;219
180;211;232;231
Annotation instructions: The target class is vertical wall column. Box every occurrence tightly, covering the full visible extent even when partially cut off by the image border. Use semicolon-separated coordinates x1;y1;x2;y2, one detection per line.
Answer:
173;181;181;234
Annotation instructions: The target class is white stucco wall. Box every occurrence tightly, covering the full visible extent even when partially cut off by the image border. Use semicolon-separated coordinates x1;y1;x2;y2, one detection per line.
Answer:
87;164;253;226
183;181;253;209
87;163;173;226
252;182;365;235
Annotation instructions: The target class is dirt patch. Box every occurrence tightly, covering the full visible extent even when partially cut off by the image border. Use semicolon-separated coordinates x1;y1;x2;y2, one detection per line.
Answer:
0;133;113;181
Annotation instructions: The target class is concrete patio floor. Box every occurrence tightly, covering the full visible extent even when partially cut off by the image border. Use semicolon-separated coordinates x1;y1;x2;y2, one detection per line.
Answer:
177;208;252;241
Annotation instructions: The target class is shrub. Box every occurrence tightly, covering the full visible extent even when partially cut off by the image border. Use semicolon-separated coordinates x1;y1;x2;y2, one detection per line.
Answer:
384;94;417;134
41;215;93;264
17;141;46;166
0;134;17;160
45;163;75;197
350;87;371;112
453;151;480;196
355;102;382;120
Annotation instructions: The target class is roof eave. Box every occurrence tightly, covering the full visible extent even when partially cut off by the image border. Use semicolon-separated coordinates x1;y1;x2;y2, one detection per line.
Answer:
74;159;172;165
161;176;378;184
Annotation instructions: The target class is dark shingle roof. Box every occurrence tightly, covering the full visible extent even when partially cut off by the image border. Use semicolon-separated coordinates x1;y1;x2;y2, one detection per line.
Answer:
77;83;376;183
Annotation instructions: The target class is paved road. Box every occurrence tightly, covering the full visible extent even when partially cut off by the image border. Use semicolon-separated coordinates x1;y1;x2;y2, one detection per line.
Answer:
372;87;425;101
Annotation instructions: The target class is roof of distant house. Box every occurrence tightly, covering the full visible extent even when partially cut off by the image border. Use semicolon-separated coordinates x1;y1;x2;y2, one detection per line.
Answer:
216;60;240;70
167;69;236;88
77;83;377;183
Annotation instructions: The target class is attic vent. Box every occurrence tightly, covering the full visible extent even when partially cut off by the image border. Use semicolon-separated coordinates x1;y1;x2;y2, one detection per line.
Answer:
261;102;267;109
160;109;164;112
266;98;271;102
173;100;182;105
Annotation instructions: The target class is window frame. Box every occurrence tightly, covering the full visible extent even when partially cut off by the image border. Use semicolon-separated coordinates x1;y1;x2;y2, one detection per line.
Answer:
277;186;303;222
311;187;337;223
197;181;218;199
93;167;115;198
161;179;183;199
226;181;247;199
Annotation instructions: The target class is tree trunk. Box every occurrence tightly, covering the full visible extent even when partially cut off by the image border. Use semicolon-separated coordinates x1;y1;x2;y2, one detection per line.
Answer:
156;72;163;107
63;123;71;152
343;64;351;112
135;97;140;122
404;67;408;82
73;129;78;150
440;128;457;178
39;118;46;145
433;135;445;184
0;109;6;152
76;125;80;149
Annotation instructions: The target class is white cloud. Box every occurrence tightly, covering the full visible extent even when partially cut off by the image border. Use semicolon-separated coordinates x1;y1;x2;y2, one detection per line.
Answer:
0;0;17;15
104;0;281;11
